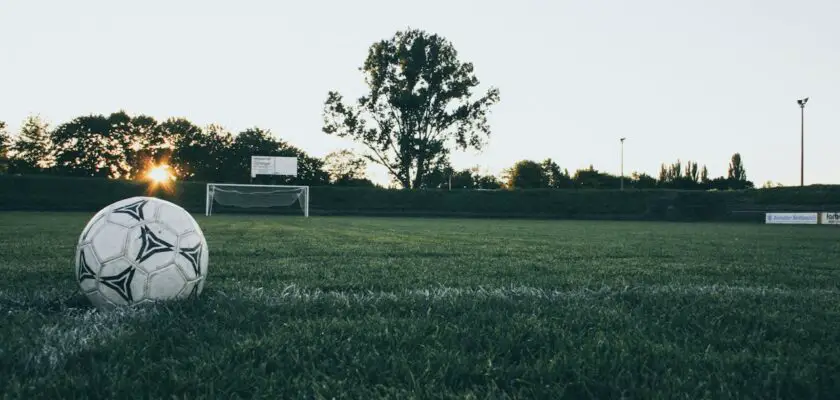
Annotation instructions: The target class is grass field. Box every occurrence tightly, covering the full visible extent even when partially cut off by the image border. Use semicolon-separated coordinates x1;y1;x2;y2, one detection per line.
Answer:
1;212;839;399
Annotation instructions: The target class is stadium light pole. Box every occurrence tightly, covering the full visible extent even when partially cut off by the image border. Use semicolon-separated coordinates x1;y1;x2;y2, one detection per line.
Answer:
620;137;626;190
797;97;808;187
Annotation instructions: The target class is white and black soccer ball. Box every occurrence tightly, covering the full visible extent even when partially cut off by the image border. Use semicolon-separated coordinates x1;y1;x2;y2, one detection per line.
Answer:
75;196;209;309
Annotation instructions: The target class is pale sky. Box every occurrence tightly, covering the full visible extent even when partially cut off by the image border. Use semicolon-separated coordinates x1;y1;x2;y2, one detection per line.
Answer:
1;0;838;186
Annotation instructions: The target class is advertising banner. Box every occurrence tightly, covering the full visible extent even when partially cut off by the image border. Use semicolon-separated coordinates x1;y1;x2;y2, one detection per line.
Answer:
765;212;818;224
821;212;840;225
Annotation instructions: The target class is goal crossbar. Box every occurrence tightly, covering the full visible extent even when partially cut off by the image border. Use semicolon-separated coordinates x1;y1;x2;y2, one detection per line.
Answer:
205;183;309;217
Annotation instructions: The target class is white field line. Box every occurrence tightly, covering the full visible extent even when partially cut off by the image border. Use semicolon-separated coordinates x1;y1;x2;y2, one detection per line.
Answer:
215;283;840;305
27;307;157;371
0;288;72;312
0;290;158;372
2;283;837;371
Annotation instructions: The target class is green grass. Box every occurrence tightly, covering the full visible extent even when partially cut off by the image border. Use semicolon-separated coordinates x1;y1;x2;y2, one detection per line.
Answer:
1;212;839;399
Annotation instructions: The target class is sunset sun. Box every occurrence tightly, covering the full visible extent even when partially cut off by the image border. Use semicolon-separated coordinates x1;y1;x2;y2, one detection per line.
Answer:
146;164;174;183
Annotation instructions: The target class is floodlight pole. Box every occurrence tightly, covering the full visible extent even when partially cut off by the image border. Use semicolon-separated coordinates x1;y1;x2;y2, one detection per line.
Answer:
797;97;808;187
620;137;626;190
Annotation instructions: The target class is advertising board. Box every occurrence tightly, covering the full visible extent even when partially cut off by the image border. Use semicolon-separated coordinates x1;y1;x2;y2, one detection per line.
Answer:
765;212;818;224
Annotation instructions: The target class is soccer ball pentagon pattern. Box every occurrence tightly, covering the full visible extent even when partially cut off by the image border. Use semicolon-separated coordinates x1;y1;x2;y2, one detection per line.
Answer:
75;196;209;309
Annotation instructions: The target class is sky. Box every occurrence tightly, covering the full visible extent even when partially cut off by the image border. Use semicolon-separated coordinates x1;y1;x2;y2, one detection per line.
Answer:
1;0;838;186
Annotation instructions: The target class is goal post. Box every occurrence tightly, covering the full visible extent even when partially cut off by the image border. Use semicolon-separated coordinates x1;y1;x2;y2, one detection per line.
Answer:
205;183;309;217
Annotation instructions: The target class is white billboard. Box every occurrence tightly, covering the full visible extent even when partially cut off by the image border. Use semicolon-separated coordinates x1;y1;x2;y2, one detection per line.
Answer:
821;212;840;225
765;212;818;224
251;156;297;178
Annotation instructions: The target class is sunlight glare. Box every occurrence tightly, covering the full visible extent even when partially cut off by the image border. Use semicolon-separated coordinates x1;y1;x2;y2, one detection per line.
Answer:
147;164;173;183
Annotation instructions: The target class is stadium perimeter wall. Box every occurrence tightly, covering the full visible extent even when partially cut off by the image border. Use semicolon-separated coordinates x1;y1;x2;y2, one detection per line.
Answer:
2;175;840;222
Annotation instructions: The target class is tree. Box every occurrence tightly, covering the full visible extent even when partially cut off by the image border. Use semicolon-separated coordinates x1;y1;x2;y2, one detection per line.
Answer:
630;172;657;189
723;153;753;190
160;117;204;179
116;113;169;179
323;150;369;185
506;160;547;189
475;174;502;189
704;153;754;191
323;28;500;189
419;164;499;190
467;166;503;190
684;161;699;183
51;112;116;178
226;127;329;186
450;168;476;189
700;166;709;183
541;158;573;188
573;165;620;189
658;161;683;186
11;115;53;173
165;120;233;181
51;112;161;178
657;159;706;189
418;156;454;189
0;121;9;173
48;111;172;179
727;153;747;182
708;176;731;191
658;164;666;183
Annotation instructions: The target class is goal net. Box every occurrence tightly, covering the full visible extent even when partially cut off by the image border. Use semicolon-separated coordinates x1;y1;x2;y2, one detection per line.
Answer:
205;184;309;217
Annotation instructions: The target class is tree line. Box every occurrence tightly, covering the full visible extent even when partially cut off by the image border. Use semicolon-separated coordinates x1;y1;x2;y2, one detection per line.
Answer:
0;28;758;191
319;28;758;191
495;154;753;190
0;113;374;186
0;113;755;190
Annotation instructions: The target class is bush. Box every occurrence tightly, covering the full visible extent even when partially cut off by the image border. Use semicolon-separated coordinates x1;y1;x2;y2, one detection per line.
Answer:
0;175;205;212
2;175;839;221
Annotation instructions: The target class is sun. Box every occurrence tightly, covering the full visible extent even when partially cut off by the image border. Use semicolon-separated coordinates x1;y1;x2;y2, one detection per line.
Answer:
146;164;174;184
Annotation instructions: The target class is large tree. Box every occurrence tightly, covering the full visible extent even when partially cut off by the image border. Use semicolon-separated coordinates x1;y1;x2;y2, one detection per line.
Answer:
11;115;53;173
48;111;176;179
725;152;753;189
165;120;233;181
114;113;169;179
727;153;746;182
418;154;455;189
50;112;147;178
323;28;500;189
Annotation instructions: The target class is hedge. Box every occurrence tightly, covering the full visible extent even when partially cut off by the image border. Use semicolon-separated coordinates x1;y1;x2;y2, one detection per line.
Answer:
2;175;839;222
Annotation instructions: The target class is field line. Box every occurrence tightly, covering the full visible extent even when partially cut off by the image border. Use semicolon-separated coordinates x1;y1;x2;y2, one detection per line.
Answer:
0;289;159;372
28;307;157;371
217;283;840;305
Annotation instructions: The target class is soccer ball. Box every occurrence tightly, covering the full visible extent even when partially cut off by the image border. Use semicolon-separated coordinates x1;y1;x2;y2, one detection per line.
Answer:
75;196;209;309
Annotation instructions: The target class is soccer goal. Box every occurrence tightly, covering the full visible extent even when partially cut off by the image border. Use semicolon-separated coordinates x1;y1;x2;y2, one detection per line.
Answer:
205;184;309;217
